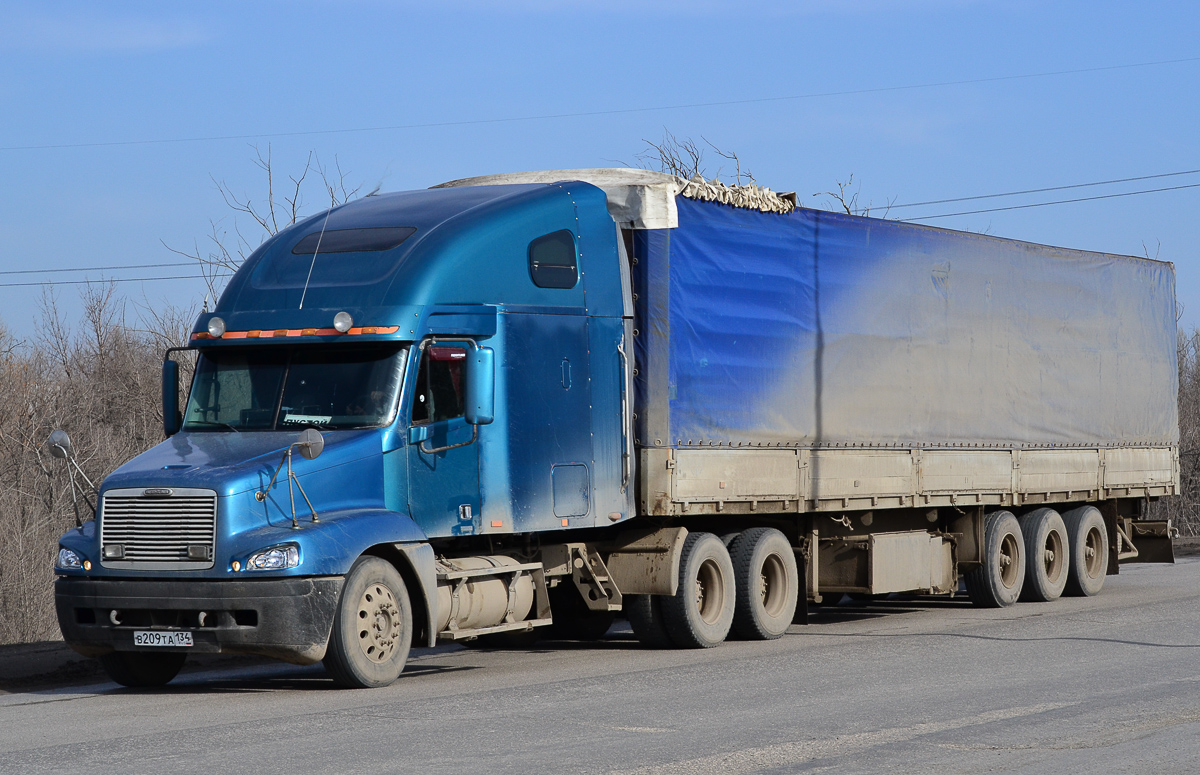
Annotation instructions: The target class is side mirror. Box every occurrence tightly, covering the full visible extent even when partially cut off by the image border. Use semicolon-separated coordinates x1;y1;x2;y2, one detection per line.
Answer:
296;428;324;460
465;346;495;425
48;429;73;459
162;359;181;437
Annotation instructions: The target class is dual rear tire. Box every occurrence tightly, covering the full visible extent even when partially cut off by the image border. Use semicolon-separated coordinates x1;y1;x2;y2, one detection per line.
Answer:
627;528;798;649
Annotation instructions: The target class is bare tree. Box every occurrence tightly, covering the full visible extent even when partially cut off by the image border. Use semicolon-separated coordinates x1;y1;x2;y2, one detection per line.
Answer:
815;174;895;218
635;130;757;186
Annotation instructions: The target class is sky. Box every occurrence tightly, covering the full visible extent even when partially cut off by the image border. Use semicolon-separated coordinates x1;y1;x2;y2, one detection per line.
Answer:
0;0;1198;339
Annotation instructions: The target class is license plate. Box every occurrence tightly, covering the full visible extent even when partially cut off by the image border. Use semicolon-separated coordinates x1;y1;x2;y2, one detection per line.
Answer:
133;630;193;648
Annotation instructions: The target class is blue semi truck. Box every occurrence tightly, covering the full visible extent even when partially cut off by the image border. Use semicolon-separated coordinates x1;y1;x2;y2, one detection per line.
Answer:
52;169;1179;688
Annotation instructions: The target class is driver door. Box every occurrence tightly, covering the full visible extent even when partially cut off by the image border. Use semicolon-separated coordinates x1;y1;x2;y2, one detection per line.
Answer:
406;342;481;537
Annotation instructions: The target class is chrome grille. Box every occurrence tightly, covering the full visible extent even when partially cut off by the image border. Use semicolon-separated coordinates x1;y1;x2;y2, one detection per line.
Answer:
100;488;217;568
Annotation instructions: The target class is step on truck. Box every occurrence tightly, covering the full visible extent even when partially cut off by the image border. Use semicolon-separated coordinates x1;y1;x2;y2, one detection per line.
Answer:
52;169;1180;688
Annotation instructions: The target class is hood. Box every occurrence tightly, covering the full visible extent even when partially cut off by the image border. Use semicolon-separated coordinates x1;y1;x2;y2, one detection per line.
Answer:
101;429;384;497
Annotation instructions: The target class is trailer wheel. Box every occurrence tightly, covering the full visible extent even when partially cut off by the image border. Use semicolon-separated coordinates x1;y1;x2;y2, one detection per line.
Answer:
964;510;1025;608
1018;508;1069;602
625;595;674;648
1061;506;1108;597
324;556;412;689
99;652;186;688
729;528;798;640
660;532;735;648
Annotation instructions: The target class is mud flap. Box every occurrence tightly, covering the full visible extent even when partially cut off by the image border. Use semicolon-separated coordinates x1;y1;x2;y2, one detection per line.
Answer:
1119;520;1176;564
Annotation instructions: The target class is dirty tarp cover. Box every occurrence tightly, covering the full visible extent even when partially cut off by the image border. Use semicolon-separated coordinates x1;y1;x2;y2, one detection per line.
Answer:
648;198;1178;448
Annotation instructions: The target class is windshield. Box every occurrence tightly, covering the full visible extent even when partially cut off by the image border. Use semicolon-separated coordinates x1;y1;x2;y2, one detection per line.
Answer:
183;344;406;432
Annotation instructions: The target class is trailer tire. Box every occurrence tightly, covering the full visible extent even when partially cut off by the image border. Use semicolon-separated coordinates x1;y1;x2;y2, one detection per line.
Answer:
625;594;674;648
660;532;735;648
324;556;412;689
1061;506;1108;597
99;652;186;688
1018;508;1069;602
964;510;1025;608
729;528;798;640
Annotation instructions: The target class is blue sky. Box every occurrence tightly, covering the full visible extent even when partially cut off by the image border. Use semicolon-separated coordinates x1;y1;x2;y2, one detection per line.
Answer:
1;0;1198;337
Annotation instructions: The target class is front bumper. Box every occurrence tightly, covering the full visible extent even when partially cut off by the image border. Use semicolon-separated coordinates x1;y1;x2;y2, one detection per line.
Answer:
55;576;344;665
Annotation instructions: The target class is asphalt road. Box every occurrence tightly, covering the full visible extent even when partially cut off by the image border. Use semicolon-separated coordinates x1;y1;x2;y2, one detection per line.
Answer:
4;559;1200;775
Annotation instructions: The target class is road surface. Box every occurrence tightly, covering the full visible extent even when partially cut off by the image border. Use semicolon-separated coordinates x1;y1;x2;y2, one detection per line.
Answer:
4;558;1200;774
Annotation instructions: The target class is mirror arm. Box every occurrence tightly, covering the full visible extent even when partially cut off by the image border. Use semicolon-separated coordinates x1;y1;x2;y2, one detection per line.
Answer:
419;424;478;455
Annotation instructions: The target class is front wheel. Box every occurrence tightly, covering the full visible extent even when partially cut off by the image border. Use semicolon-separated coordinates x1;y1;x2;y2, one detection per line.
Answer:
99;651;186;687
324;556;413;689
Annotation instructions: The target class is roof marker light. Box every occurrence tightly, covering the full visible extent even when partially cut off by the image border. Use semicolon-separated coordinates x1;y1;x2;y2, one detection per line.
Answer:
333;311;353;333
207;317;226;338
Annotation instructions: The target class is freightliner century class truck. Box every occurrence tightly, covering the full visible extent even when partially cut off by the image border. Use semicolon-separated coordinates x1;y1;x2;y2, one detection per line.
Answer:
51;169;1180;688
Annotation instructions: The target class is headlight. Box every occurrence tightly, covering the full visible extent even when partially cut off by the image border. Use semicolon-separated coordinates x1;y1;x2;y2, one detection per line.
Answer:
246;543;300;571
56;547;82;570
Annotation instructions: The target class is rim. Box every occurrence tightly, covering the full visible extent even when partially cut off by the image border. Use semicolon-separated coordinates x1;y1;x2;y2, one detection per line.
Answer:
695;558;726;625
999;532;1020;589
1084;526;1105;579
357;583;401;663
759;553;787;618
1043;527;1065;583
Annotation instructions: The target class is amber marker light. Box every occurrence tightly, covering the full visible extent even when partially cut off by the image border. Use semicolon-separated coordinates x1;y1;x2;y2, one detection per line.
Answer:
231;560;241;572
82;560;92;571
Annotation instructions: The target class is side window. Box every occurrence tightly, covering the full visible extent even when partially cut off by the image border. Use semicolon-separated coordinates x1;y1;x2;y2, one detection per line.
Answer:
529;230;578;289
411;345;467;424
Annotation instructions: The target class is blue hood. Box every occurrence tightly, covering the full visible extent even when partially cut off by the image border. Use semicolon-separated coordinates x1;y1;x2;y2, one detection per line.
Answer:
101;429;383;498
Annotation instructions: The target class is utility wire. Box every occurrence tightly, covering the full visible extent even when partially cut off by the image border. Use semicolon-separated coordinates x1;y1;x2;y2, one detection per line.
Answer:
0;262;193;276
905;182;1200;221
890;167;1200;209
2;56;1198;152
0;275;205;288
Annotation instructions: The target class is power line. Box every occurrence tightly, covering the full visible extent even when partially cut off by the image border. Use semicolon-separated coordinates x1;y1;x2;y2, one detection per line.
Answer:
0;262;193;276
3;56;1198;153
890;167;1200;209
904;182;1200;221
0;275;205;288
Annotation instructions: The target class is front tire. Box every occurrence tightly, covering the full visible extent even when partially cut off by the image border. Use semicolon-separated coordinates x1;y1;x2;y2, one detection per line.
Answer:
99;652;186;687
965;510;1025;608
660;532;735;648
1018;508;1069;602
324;556;413;689
728;528;798;640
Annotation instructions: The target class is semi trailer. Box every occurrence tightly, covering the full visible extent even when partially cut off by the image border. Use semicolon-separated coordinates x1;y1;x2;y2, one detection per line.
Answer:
52;169;1179;688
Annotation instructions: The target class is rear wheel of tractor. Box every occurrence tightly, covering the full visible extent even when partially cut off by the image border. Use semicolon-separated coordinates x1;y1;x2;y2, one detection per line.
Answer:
660;532;735;648
625;594;674;648
324;556;412;689
547;582;615;641
1018;508;1069;602
729;528;798;640
964;510;1025;608
1061;506;1109;597
99;652;187;687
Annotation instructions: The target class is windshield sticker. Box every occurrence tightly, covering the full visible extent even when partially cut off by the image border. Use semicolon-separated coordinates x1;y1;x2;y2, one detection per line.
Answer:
282;414;332;426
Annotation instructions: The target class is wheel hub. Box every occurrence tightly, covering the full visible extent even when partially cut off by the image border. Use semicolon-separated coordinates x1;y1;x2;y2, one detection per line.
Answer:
357;583;400;663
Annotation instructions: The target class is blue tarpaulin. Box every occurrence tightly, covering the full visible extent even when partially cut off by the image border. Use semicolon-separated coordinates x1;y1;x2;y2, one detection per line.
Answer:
633;198;1178;449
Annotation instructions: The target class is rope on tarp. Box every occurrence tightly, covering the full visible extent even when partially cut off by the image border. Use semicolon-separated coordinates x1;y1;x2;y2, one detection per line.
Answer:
677;174;798;214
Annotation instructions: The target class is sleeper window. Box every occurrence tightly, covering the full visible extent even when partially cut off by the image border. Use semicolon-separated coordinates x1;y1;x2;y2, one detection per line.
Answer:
528;230;579;289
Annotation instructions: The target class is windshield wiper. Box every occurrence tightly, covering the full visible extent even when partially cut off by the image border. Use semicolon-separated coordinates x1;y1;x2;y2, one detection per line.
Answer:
185;420;241;433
